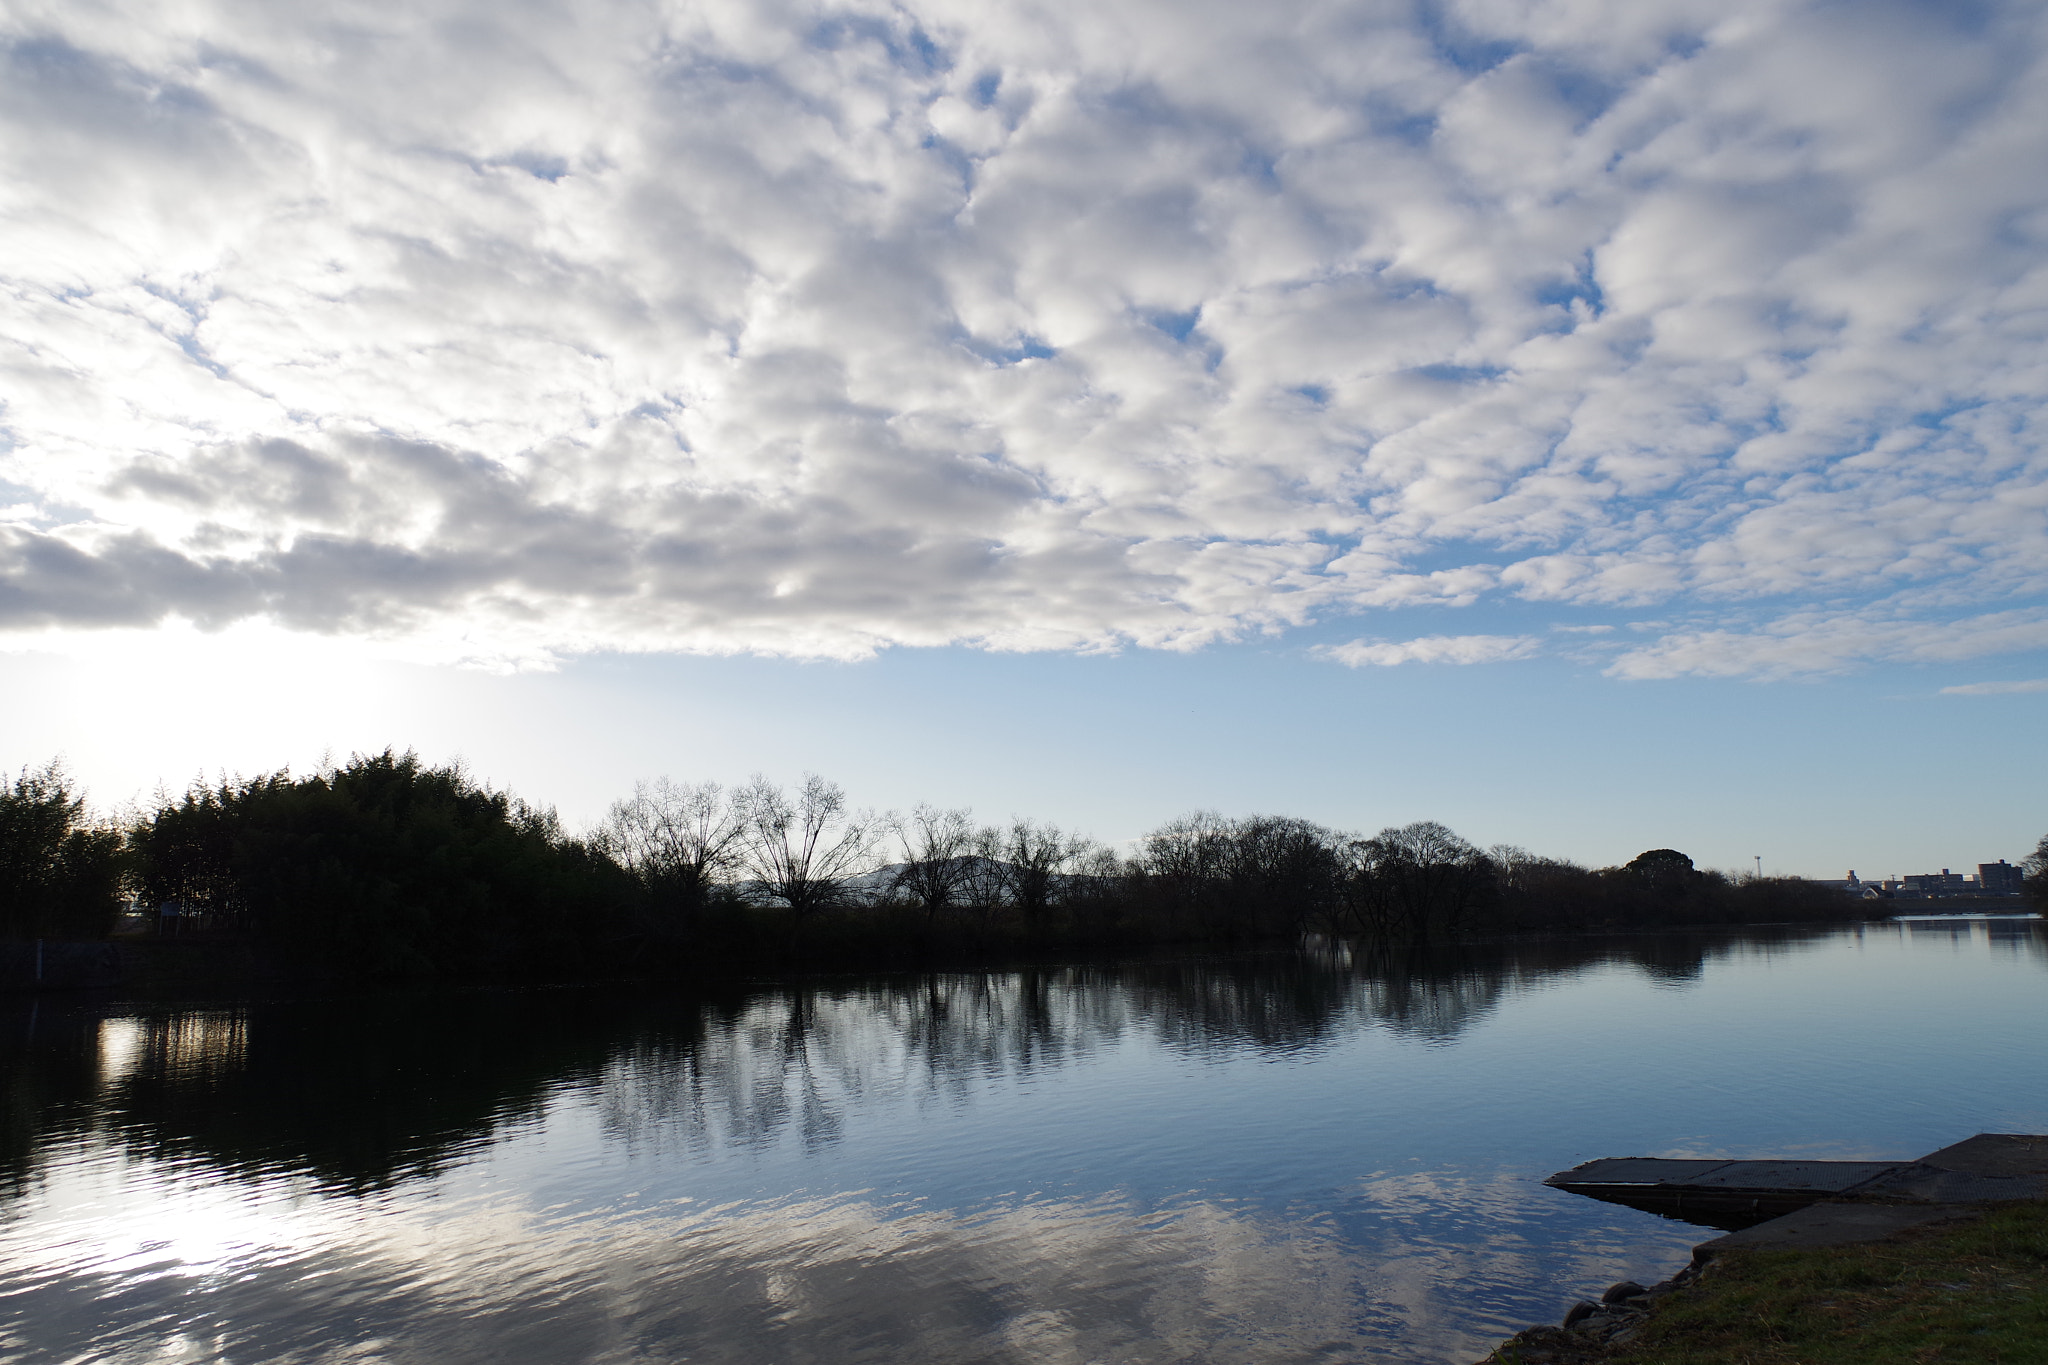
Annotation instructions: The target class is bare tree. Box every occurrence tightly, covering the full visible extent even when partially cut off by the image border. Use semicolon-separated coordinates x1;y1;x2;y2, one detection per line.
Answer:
600;778;746;930
1142;811;1233;885
1136;812;1340;937
1224;815;1343;937
1138;810;1233;930
999;818;1092;930
737;774;884;930
890;805;976;928
1058;842;1127;923
1344;821;1492;941
960;825;1013;928
2026;832;2048;912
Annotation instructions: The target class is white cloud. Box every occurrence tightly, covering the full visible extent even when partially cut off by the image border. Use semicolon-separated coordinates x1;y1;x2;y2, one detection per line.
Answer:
1606;607;2048;680
1941;677;2048;695
0;0;2043;670
1317;634;1539;668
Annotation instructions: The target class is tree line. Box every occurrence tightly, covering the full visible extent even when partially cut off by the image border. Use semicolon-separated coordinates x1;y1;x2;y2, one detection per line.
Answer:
0;749;1961;981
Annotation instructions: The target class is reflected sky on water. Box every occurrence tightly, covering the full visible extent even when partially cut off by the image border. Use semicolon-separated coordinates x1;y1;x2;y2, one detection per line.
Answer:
4;919;2046;1363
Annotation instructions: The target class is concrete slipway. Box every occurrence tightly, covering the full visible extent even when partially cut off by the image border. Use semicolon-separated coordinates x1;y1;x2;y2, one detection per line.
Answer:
1546;1132;2048;1250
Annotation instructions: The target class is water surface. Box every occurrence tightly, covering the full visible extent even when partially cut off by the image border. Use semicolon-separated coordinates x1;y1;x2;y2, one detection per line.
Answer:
4;919;2045;1363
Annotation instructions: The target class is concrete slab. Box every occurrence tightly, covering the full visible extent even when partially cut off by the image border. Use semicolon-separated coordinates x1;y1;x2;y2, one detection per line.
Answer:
1545;1159;1905;1193
1693;1201;1980;1254
1544;1136;2048;1235
1542;1161;1901;1233
1917;1133;2048;1176
1681;1161;1902;1193
1860;1163;2048;1204
1544;1159;1734;1187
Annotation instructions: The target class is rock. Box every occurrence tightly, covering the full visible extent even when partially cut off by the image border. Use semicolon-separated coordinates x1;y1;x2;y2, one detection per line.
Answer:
1601;1280;1645;1304
1577;1307;1651;1342
1560;1300;1597;1329
1477;1325;1605;1363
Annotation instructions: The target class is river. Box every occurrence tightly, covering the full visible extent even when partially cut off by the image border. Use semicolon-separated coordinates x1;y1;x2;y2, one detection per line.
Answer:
3;917;2044;1363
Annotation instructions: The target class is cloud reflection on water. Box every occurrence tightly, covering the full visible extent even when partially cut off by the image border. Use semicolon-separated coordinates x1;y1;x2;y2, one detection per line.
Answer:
2;1149;1651;1364
2;921;2041;1363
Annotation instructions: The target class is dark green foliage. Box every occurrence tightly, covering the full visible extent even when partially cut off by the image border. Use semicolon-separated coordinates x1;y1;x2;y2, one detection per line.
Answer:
0;762;124;938
1624;847;1701;892
129;750;637;979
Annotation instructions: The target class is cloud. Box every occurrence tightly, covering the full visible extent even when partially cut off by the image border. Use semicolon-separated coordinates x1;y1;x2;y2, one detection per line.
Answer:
1606;607;2048;680
1941;677;2048;695
0;0;2044;668
1317;634;1539;668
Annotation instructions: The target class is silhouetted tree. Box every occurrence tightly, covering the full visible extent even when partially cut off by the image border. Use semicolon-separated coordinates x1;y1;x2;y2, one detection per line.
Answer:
600;778;746;935
0;761;124;938
129;751;632;977
957;830;1014;930
1129;813;1342;940
1222;816;1343;938
1138;811;1234;931
42;740;1874;977
737;774;883;932
2026;833;2048;912
1624;848;1702;894
890;805;977;928
996;818;1092;932
1728;873;1857;922
1343;821;1494;941
134;772;290;934
1487;844;1601;931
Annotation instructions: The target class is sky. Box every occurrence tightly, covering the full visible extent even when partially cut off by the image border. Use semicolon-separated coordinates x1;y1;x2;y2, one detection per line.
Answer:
2;0;2044;877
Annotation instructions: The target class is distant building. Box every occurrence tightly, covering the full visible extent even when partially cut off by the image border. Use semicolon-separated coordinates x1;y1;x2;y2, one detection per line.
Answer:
1899;869;1972;898
1978;861;2025;896
1811;862;2025;901
1885;863;2026;899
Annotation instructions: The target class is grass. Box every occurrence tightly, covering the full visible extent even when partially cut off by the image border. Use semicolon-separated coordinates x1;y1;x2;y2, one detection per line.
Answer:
1609;1201;2048;1364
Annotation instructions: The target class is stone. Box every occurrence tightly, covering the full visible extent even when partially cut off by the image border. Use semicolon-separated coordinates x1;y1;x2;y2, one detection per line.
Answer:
1560;1300;1597;1329
1478;1325;1607;1364
1601;1280;1645;1304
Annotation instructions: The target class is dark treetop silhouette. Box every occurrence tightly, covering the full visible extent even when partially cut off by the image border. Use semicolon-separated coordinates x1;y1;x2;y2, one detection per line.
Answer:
0;748;1889;984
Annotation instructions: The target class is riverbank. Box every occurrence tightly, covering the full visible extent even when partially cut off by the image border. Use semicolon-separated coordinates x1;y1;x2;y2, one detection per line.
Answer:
1481;1198;2048;1363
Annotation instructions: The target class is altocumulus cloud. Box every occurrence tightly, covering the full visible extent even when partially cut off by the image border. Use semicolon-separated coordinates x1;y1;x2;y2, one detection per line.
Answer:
1;0;2045;671
1942;678;2048;696
1316;634;1538;668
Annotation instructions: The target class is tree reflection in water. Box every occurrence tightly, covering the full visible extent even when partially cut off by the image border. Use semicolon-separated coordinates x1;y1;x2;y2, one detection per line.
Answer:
2;920;2044;1365
2;923;1990;1194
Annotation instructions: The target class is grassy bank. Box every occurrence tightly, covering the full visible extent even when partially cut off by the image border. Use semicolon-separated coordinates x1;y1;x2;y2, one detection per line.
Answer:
1496;1200;2048;1364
